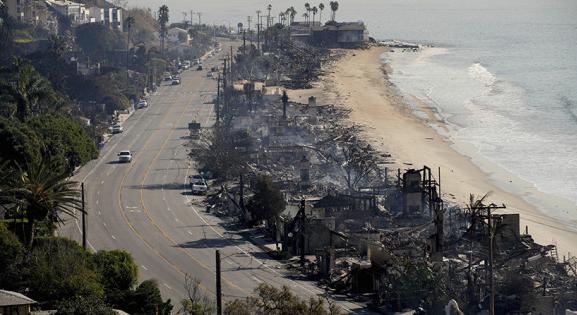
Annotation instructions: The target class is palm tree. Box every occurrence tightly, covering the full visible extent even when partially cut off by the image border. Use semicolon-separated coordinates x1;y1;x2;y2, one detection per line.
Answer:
158;5;169;56
267;4;272;27
304;3;311;23
329;1;339;21
11;158;82;247
302;12;309;24
312;6;318;25
289;7;297;24
0;59;51;121
318;3;325;24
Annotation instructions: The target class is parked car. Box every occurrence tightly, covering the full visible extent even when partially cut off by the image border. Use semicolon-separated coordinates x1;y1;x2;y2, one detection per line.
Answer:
136;99;148;109
172;79;181;85
164;74;172;81
118;150;132;163
111;124;123;134
190;175;208;195
196;65;203;71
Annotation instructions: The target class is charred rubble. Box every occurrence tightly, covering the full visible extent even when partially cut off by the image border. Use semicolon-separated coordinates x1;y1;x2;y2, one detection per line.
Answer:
188;41;577;314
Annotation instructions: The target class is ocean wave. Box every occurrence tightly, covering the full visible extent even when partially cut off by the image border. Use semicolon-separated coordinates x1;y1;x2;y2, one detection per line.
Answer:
468;63;496;87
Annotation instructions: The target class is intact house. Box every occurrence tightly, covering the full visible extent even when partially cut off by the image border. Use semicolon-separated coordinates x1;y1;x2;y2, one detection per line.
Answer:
45;0;123;31
0;290;36;315
290;21;368;48
167;27;191;45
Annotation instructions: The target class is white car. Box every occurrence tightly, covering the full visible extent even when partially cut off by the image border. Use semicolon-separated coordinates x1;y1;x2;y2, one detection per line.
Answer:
111;124;123;134
136;99;148;109
118;150;132;163
190;175;208;195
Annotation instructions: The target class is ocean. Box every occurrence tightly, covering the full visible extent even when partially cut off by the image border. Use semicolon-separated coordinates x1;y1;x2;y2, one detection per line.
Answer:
126;0;577;223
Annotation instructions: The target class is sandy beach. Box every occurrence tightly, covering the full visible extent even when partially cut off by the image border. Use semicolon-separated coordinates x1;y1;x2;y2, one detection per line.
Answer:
289;46;577;257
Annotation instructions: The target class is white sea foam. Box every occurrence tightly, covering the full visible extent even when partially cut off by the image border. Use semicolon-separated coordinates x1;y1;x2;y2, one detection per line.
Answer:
468;63;496;87
386;47;577;225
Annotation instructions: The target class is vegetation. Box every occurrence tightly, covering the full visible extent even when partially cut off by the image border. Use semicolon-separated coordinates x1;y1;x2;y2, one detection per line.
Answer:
56;296;116;315
246;176;287;224
224;283;341;315
93;250;139;306
158;5;169;56
75;23;125;63
0;232;172;313
180;274;214;315
192;126;250;180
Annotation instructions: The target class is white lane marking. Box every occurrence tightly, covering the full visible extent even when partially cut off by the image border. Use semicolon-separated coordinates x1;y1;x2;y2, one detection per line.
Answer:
97;191;100;195
111;235;117;240
103;222;107;227
100;180;104;185
126;206;138;209
187;231;193;236
141;265;148;271
98;211;102;216
252;276;263;283
163;283;172;290
95;200;99;205
182;166;350;310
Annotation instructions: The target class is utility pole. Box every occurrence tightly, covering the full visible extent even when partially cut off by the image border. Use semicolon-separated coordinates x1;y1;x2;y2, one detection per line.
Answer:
197;12;202;25
216;74;221;124
230;46;234;82
299;199;306;267
222;59;228;116
81;182;87;250
215;250;222;315
190;10;194;26
256;11;261;52
477;202;506;315
239;175;245;212
243;30;246;54
487;206;495;315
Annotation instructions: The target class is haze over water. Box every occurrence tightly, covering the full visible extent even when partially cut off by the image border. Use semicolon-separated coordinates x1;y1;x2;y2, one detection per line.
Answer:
129;0;577;223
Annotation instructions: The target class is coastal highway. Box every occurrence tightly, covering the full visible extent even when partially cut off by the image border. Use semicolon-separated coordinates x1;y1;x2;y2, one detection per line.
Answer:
60;43;368;313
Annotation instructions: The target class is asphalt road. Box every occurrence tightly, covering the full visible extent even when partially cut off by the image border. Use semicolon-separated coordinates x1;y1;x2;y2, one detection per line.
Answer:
61;42;369;314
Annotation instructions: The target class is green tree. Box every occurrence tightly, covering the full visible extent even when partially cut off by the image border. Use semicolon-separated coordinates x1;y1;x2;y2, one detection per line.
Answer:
158;5;169;56
24;237;104;306
246;176;286;223
27;114;98;172
56;296;116;315
318;3;325;24
0;59;54;120
0;222;24;289
329;1;339;21
75;23;124;62
11;158;82;246
224;283;341;315
0;117;43;166
93;250;138;306
126;279;173;315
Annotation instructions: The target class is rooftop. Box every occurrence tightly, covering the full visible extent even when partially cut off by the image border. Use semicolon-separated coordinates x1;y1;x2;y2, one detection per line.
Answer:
0;290;36;306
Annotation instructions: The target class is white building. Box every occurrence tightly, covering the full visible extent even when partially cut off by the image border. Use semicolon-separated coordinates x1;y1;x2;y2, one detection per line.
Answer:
103;6;122;31
45;0;123;31
167;27;190;44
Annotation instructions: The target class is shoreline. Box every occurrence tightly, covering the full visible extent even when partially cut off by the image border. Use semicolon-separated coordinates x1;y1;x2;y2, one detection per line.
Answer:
289;46;577;257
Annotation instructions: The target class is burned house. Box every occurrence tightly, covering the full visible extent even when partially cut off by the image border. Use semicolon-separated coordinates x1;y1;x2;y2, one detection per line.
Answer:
290;21;368;48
